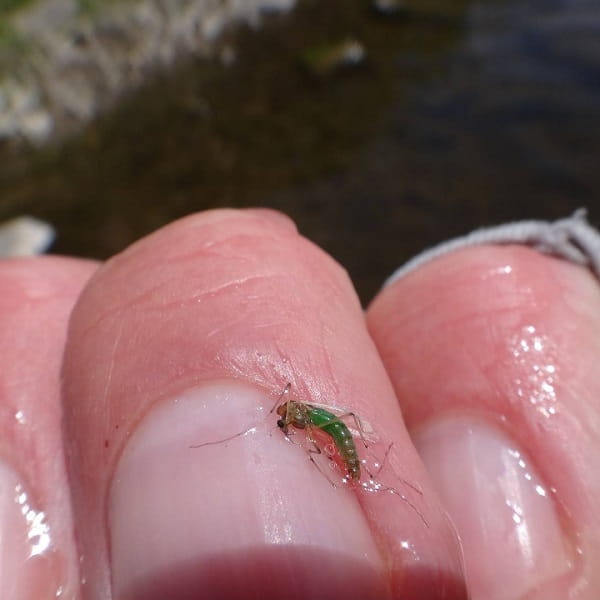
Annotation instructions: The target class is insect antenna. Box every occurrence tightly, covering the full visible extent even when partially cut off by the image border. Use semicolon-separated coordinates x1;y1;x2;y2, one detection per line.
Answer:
189;426;256;448
191;383;291;449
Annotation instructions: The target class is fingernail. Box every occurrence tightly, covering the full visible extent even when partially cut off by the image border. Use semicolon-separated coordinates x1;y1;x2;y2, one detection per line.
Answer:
413;418;572;600
0;462;64;599
109;382;385;600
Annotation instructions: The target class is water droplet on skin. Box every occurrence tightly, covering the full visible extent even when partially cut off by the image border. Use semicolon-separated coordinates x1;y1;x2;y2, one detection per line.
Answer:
510;325;559;419
14;484;52;557
398;538;420;560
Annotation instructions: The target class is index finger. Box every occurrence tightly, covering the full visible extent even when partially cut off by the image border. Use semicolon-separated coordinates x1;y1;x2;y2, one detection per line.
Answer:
62;209;466;599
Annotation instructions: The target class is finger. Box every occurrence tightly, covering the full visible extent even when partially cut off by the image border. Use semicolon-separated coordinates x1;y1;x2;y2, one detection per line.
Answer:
62;209;467;600
0;257;96;599
367;246;600;599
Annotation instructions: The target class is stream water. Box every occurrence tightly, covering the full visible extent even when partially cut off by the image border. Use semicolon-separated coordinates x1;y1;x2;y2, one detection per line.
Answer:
0;0;598;302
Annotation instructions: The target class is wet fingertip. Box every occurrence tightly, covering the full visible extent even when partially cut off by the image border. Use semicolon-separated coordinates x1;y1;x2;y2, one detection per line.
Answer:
108;380;385;599
0;462;68;600
414;417;572;600
120;548;388;600
0;256;96;600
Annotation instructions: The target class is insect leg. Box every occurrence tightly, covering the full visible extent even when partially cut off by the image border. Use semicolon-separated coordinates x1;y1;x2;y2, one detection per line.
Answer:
302;426;342;488
366;441;392;477
362;442;423;496
358;442;427;525
269;382;291;414
362;479;429;528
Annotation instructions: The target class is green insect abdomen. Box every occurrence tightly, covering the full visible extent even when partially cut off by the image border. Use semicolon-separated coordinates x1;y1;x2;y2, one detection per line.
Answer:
308;406;361;481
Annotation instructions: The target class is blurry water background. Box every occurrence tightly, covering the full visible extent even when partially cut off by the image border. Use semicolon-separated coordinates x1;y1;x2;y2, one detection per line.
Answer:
0;0;598;302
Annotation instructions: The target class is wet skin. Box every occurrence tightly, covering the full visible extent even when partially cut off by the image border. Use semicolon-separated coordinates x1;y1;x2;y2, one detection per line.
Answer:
1;208;599;599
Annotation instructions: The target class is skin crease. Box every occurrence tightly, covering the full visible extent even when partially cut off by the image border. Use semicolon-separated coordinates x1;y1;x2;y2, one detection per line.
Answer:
0;208;597;599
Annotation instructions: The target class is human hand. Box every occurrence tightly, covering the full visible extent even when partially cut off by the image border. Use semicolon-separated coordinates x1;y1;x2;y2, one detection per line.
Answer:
2;209;598;599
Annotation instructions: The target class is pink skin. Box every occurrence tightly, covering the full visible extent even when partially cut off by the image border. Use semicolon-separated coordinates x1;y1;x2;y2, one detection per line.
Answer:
0;257;97;599
0;208;598;599
368;246;600;599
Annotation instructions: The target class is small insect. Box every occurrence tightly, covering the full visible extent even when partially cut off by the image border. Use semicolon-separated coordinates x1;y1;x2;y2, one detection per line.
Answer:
191;383;427;525
274;383;370;484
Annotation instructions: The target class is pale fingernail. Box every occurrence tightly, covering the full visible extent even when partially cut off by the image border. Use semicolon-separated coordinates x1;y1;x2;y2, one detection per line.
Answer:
413;418;573;600
0;462;64;599
109;382;384;600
